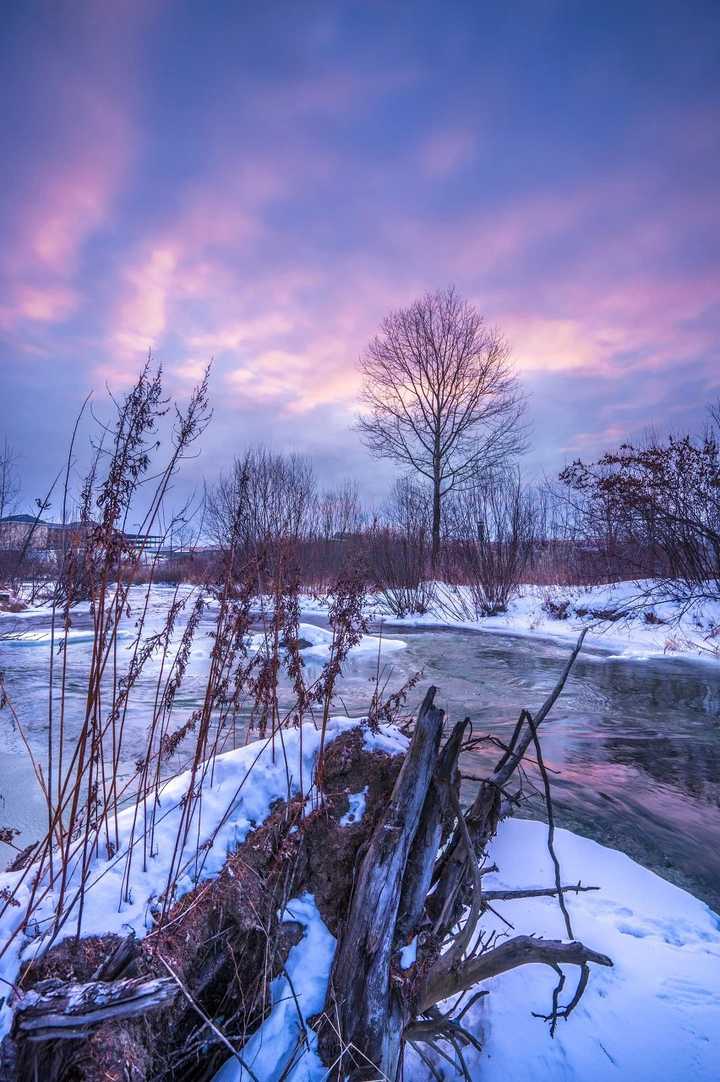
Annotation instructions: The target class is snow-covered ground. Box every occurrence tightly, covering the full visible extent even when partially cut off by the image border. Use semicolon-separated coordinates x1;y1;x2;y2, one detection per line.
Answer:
212;892;335;1082
0;715;717;1080
464;819;720;1082
0;627;131;646
293;620;406;664
209;811;720;1082
6;577;718;661
0;594;407;661
300;579;720;663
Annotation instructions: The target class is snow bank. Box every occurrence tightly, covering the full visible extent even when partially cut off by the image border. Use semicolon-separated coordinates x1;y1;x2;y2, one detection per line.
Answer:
212;893;335;1082
207;815;719;1082
0;628;129;646
356;580;720;663
0;717;403;1041
455;819;720;1082
294;621;406;664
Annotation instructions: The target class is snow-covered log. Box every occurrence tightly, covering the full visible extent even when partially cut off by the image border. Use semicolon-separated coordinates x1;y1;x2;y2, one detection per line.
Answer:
318;686;445;1079
12;975;178;1042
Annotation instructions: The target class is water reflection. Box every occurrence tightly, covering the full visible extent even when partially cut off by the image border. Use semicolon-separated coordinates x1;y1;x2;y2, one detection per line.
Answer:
1;591;719;911
398;630;720;911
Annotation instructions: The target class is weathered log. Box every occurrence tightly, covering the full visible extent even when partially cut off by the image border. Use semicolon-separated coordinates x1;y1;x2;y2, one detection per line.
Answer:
90;931;138;982
395;718;467;946
3;730;404;1082
12;975;178;1042
319;686;445;1080
428;777;501;937
418;935;613;1012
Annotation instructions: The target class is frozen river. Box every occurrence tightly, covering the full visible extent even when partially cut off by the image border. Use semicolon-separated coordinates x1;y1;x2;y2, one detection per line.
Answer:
1;585;719;910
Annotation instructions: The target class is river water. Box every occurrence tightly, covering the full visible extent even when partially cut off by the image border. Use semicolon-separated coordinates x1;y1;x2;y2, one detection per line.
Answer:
1;586;719;911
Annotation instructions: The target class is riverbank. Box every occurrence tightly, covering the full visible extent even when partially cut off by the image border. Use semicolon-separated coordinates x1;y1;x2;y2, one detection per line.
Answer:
297;579;720;662
1;719;717;1081
4;578;719;663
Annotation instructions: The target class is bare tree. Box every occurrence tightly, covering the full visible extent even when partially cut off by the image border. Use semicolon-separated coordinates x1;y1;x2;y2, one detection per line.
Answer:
366;476;435;616
357;286;526;568
0;438;20;521
447;471;539;615
207;446;316;554
559;408;720;605
317;479;365;541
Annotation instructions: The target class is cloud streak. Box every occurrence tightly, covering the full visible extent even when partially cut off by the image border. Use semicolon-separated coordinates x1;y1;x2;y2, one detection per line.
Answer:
1;1;719;503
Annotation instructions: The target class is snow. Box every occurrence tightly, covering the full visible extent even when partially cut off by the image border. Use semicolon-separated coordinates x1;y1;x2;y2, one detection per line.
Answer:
399;935;418;970
1;697;718;1080
0;603;406;660
0;598;91;622
362;724;409;757
4;578;719;661
0;627;128;646
360;580;720;663
206;813;720;1082
339;786;368;827
426;818;720;1082
0;717;390;1041
212;893;335;1082
294;621;406;664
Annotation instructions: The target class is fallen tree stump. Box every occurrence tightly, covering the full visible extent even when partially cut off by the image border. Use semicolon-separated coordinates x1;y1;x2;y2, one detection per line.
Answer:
2;729;404;1082
12;975;178;1042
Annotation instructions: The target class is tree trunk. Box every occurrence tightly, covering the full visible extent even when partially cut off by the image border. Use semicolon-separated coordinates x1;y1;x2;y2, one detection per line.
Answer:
318;687;445;1080
431;469;441;570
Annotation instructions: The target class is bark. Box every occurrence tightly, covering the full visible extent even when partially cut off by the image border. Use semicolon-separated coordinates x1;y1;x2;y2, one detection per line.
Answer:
428;777;501;938
12;976;178;1042
395;718;466;945
318;687;445;1080
418;936;613;1012
11;976;178;1082
431;467;442;570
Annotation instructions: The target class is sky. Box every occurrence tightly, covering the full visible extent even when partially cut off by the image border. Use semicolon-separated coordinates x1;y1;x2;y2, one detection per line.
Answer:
1;0;719;512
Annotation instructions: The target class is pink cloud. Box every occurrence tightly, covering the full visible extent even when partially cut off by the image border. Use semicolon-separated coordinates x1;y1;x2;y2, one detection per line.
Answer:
89;102;719;439
0;284;78;332
1;90;133;332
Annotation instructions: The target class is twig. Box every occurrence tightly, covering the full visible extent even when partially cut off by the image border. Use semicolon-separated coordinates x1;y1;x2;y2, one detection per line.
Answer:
157;953;261;1082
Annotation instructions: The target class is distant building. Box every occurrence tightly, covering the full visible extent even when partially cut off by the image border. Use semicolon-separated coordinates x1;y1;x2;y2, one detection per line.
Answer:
0;516;100;555
0;515;183;564
0;514;50;550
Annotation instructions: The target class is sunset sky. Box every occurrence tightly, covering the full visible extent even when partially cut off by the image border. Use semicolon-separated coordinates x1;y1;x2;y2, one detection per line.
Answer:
2;0;719;507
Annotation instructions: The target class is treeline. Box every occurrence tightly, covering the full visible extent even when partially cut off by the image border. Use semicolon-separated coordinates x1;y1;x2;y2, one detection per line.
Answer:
2;286;719;619
3;409;720;619
142;408;720;619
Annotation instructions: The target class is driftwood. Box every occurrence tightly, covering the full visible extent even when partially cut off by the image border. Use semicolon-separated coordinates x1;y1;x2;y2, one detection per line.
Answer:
90;931;138;982
12;975;178;1042
319;686;446;1078
418;936;612;1013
